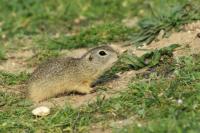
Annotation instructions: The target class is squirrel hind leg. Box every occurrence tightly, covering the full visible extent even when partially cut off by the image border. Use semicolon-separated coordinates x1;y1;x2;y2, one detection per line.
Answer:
28;89;48;103
28;85;54;103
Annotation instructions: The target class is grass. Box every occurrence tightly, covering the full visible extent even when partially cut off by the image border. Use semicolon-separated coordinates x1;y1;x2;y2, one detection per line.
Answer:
0;51;6;61
102;44;180;79
29;22;134;65
0;45;6;61
0;71;29;85
132;0;200;46
1;0;200;133
38;23;135;50
2;0;199;64
115;55;200;133
0;0;144;37
1;54;200;132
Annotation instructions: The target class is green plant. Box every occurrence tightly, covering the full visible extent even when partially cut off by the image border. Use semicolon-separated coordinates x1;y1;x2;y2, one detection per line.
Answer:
0;71;30;85
0;45;6;60
132;1;200;46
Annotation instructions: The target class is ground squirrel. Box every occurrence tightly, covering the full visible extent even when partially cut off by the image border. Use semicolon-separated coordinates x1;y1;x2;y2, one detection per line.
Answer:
27;46;118;102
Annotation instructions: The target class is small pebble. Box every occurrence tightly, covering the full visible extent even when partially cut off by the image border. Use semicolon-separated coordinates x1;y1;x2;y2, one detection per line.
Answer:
177;99;183;105
137;123;142;127
32;106;50;116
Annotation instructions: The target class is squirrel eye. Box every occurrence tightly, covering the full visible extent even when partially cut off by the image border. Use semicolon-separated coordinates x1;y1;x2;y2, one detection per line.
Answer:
99;51;107;56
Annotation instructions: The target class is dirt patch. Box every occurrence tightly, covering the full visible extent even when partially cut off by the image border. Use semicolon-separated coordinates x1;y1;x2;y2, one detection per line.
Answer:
89;116;138;133
0;49;34;73
89;123;112;133
145;30;200;57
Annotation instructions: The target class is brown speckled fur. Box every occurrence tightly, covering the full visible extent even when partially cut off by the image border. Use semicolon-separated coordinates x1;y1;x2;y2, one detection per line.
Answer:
27;46;118;102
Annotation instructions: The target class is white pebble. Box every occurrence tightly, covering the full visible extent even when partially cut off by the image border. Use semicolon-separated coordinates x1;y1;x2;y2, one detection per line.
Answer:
137;123;142;127
177;99;183;104
32;106;50;116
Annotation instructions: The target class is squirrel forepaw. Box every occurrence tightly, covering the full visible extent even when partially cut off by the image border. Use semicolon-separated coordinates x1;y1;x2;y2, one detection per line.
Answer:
78;87;93;94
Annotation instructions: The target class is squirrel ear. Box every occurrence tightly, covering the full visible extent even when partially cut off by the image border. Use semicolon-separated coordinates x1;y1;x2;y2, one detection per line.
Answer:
88;55;93;61
85;54;93;61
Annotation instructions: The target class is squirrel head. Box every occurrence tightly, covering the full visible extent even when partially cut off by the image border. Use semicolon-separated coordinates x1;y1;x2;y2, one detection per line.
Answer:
82;46;118;71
